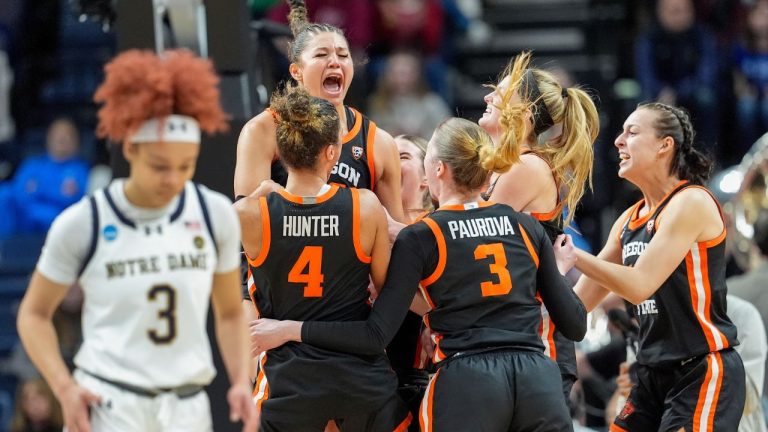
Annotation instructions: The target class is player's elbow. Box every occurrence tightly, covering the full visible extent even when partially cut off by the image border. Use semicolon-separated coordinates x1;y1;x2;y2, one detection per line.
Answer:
558;304;588;342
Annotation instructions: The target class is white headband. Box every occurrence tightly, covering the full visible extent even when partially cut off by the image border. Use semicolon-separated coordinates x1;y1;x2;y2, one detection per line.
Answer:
129;114;201;144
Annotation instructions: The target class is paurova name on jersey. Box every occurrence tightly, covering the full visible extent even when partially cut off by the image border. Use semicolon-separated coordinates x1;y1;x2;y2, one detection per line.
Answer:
447;216;515;240
330;162;361;187
622;241;648;261
635;299;658;316
105;252;208;279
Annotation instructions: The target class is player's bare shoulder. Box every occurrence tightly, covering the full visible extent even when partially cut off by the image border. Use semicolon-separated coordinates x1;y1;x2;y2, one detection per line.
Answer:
357;188;385;217
238;110;279;160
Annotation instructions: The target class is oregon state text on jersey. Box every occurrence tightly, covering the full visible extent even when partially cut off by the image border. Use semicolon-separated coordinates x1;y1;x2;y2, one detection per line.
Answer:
75;181;220;389
619;181;739;366
271;106;376;189
247;185;397;422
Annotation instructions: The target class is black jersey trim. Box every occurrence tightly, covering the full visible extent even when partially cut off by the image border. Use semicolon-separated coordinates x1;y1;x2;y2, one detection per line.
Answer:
77;196;100;277
169;187;186;223
103;187;136;228
193;183;218;256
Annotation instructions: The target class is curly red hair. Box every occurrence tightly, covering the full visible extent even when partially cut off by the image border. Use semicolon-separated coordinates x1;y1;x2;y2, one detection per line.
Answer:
94;49;228;143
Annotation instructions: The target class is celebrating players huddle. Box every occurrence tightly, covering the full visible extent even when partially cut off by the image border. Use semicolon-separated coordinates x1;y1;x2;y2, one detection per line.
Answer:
14;0;747;431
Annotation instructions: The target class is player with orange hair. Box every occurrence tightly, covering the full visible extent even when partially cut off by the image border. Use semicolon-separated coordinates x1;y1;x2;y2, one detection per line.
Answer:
16;49;257;432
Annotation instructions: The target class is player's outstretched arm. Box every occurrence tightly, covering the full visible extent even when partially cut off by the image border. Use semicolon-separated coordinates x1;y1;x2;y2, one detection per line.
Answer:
234;113;278;197
575;189;719;305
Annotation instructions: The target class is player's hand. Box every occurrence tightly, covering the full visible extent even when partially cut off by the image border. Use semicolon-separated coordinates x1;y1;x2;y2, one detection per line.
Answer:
616;362;633;397
227;382;258;432
553;234;576;275
60;383;101;432
420;326;435;360
249;319;300;355
251;179;283;199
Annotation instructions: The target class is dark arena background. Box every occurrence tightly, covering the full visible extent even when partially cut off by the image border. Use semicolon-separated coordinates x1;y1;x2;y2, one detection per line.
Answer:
1;0;768;431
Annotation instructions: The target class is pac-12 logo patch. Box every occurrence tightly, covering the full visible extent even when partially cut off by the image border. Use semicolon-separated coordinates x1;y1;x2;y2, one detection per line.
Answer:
103;224;118;241
351;146;363;160
618;399;635;421
646;219;655;234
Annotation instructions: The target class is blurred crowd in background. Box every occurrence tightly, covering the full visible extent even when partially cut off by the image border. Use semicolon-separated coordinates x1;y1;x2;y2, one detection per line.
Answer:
3;0;768;430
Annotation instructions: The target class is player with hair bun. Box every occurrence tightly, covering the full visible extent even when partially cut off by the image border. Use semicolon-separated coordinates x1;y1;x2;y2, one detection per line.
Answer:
236;83;411;432
16;49;256;432
247;118;588;431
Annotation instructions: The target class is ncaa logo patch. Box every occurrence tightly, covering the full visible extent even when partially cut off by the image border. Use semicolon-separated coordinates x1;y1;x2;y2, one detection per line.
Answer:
351;146;363;160
103;224;118;242
646;219;655;234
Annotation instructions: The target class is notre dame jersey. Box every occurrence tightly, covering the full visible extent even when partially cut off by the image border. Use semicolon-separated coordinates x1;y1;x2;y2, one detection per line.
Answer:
247;185;397;421
619;181;738;366
75;181;220;389
418;202;566;361
271;106;376;190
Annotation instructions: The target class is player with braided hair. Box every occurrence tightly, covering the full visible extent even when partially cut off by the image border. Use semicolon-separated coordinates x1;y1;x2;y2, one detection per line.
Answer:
16;49;256;432
570;102;745;431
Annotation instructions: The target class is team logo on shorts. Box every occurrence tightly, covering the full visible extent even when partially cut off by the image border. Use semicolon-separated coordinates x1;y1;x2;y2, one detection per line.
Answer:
194;235;205;249
646;219;655;234
618;399;635;421
351;146;364;160
103;224;118;242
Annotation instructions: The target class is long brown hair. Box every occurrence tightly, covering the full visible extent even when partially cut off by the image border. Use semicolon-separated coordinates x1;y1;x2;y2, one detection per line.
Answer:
286;0;348;64
639;102;713;185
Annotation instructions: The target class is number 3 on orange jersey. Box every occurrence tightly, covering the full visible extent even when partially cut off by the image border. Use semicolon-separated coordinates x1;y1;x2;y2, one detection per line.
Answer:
474;243;512;297
288;246;324;297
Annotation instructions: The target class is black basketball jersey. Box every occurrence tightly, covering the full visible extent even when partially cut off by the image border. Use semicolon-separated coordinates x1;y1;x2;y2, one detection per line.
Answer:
247;185;397;421
418;202;572;361
481;151;575;378
619;181;738;366
270;106;376;190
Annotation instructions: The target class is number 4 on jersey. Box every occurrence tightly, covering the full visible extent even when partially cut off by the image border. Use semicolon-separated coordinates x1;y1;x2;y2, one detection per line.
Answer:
288;246;324;297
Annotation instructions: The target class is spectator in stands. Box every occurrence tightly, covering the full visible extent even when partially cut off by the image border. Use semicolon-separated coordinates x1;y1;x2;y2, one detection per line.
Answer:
369;0;449;100
368;50;451;139
728;206;768;398
9;378;63;432
635;0;719;151
732;0;768;156
0;117;89;238
0;43;15;180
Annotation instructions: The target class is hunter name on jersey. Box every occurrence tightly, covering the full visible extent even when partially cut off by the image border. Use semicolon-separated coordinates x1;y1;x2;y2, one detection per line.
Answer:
447;215;515;240
283;215;340;237
330;162;361;187
105;252;208;279
622;241;648;261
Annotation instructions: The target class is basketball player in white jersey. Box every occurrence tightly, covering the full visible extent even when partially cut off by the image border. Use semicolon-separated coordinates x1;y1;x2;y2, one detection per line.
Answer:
16;50;257;432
